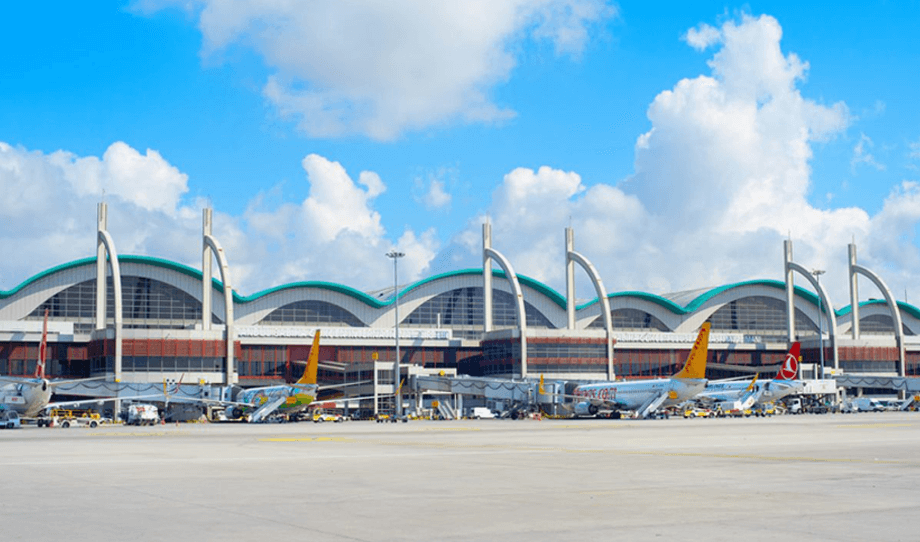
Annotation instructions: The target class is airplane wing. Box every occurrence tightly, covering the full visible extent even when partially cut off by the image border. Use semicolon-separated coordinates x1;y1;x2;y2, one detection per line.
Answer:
0;376;37;386
42;394;167;412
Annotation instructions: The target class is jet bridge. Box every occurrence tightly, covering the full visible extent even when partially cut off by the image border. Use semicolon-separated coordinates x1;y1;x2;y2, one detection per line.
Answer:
412;375;564;416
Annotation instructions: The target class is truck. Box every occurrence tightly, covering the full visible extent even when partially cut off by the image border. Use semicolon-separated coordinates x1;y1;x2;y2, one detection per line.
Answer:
125;404;160;426
1;410;21;429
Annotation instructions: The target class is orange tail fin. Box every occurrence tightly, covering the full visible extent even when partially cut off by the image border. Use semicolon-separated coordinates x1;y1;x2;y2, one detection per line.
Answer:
296;330;321;385
673;322;710;379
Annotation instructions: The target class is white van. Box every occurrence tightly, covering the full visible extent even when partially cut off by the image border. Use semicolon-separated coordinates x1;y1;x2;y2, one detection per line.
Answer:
470;407;496;419
851;398;884;412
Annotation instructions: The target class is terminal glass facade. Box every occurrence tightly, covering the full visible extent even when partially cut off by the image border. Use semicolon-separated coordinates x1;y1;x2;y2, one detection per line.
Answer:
709;296;817;337
402;287;553;339
857;314;914;335
27;277;216;333
589;308;669;331
259;300;365;327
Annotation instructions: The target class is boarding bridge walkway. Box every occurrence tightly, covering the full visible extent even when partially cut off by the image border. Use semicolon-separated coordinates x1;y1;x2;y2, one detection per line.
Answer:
413;375;561;405
834;375;920;393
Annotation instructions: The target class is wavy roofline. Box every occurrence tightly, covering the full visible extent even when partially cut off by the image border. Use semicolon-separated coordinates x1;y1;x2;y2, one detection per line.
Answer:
3;257;919;320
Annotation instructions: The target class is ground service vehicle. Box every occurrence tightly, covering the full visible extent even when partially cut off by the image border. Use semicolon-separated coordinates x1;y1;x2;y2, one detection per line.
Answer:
313;411;344;423
1;410;21;429
470;407;496;419
683;407;711;418
126;404;160;425
851;397;885;412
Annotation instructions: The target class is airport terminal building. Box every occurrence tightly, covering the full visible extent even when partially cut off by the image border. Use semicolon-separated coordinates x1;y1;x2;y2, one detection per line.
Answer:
2;205;919;398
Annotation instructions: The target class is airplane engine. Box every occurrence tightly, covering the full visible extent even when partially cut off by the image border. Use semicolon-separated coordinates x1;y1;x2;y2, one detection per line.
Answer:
225;406;243;420
574;402;599;417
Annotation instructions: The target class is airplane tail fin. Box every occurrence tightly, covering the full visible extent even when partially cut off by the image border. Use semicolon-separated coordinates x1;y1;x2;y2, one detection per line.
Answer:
775;342;801;380
745;373;759;393
35;309;48;379
538;374;545;395
672;322;710;379
296;330;321;385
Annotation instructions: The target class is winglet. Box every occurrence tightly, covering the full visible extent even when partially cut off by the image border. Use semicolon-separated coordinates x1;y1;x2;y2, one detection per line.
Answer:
296;330;321;385
672;322;710;379
775;342;801;381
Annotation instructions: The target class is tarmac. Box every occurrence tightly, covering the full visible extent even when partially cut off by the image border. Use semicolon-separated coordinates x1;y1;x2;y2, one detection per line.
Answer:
2;412;919;541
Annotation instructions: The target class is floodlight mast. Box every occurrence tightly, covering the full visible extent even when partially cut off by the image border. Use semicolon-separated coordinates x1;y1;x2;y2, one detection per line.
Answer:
386;250;405;418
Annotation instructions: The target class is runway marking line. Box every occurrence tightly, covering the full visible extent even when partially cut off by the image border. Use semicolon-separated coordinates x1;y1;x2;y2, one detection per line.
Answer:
416;427;482;432
560;448;908;465
837;423;915;429
259;437;353;442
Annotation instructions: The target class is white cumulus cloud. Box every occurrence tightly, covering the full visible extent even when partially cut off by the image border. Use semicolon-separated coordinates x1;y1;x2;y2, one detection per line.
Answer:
140;0;615;140
0;142;436;295
0;141;202;286
433;13;920;304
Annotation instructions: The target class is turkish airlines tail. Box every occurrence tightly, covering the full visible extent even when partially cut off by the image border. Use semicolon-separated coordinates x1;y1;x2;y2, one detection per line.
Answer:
775;342;801;381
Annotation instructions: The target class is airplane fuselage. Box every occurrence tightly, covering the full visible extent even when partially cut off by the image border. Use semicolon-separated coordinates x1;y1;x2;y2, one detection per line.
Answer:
700;379;803;406
574;377;707;411
0;380;53;417
235;383;318;414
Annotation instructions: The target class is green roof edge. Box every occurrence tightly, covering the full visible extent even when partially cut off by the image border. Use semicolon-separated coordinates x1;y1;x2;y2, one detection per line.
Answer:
5;258;920;320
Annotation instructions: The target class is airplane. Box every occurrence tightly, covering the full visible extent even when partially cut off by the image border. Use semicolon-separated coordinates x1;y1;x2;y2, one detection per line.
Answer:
569;322;711;419
695;341;803;412
216;330;322;422
0;310;111;418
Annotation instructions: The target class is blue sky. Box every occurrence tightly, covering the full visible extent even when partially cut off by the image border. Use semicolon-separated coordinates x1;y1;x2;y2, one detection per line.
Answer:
2;1;919;307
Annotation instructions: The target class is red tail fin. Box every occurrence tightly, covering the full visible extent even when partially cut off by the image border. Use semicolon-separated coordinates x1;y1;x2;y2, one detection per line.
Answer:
775;342;800;380
35;309;48;379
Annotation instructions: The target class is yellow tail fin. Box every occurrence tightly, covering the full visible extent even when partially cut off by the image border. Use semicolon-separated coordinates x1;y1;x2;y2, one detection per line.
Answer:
745;372;759;392
673;322;710;379
296;330;321;385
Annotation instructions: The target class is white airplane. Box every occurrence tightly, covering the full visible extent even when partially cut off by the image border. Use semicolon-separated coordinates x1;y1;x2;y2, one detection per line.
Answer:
0;310;110;418
696;342;803;411
570;322;711;419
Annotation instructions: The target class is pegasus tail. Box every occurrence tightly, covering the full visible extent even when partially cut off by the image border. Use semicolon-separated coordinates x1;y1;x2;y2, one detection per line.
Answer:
775;342;801;381
672;322;710;379
744;373;759;393
296;330;321;385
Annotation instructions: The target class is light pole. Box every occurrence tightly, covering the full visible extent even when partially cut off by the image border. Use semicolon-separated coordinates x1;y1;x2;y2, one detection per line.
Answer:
386;250;405;418
812;269;825;380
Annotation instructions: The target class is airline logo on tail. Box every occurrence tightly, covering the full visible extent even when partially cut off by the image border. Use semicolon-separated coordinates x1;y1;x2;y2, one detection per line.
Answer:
776;342;801;381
